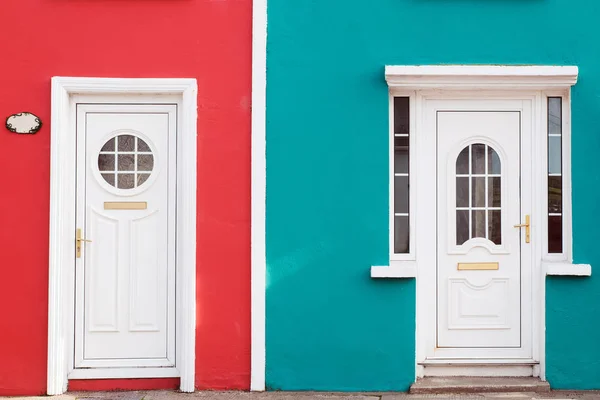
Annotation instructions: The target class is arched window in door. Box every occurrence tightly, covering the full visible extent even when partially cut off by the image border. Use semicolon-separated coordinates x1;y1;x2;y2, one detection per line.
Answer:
455;143;501;245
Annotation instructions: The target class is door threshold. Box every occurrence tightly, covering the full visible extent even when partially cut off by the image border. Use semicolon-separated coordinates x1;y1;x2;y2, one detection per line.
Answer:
410;377;550;394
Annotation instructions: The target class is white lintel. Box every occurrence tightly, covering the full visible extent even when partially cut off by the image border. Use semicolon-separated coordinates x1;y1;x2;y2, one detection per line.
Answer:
385;65;579;90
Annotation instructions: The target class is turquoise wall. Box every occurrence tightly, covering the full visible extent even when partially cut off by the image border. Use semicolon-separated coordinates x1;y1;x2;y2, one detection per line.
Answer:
266;0;600;390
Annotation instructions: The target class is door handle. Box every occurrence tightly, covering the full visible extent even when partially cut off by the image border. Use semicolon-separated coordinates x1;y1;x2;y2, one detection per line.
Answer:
514;214;530;243
76;228;92;258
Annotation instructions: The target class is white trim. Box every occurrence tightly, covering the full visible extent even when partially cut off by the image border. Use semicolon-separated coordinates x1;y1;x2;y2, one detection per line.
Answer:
371;262;417;278
251;0;267;391
68;367;180;380
48;77;197;395
385;65;578;89
544;262;591;276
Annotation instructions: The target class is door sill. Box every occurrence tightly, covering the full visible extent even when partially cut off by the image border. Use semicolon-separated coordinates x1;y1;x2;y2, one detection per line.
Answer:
421;358;538;365
68;367;180;379
422;363;537;377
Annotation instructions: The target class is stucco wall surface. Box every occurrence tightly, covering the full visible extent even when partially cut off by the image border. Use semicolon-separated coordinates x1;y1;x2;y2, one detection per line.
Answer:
266;0;600;391
0;0;251;395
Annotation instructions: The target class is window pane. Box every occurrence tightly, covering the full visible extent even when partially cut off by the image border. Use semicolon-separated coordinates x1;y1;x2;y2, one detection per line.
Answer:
98;154;115;171
394;136;409;173
488;177;501;208
118;173;135;189
101;138;115;152
456;210;469;245
548;136;562;174
472;144;485;174
456;146;469;174
394;97;409;134
548;97;562;136
118;135;135;151
456;177;469;207
548;176;562;214
394;176;409;214
118;154;135;171
472;210;486;239
394;216;409;253
548;215;563;253
488;210;501;245
488;147;501;175
472;177;485;207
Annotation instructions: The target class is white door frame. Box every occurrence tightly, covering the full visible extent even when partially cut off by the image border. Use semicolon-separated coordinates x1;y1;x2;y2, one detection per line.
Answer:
384;65;579;381
48;77;197;395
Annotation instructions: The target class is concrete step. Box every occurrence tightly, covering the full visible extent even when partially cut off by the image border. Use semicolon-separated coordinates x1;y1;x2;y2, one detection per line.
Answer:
410;377;551;394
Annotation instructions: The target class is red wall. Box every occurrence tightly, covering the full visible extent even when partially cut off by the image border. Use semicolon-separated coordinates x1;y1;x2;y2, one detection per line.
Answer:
0;0;251;395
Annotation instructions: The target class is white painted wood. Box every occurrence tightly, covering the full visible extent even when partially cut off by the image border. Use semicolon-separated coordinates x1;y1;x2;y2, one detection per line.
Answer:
385;65;578;89
251;0;267;390
371;262;417;278
69;367;180;380
436;106;528;351
423;365;534;377
48;78;197;395
544;262;591;276
73;105;176;370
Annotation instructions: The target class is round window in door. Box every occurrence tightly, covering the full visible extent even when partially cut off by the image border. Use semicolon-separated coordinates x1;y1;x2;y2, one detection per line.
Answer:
455;143;501;245
97;134;155;190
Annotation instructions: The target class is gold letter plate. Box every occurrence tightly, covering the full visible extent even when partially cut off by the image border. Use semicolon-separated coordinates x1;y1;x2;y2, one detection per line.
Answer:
104;201;147;210
457;262;499;271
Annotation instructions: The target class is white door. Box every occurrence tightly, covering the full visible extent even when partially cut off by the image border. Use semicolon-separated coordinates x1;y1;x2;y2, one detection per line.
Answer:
74;104;177;371
435;102;532;359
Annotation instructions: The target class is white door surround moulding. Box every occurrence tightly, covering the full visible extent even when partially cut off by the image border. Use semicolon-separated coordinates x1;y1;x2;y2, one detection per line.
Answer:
385;65;579;90
48;77;197;395
251;0;267;391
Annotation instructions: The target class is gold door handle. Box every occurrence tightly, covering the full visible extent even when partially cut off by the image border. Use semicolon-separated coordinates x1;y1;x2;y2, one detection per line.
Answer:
76;228;92;258
514;215;530;243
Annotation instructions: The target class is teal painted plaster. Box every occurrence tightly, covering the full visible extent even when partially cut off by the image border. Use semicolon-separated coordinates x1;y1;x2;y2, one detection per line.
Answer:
266;0;600;391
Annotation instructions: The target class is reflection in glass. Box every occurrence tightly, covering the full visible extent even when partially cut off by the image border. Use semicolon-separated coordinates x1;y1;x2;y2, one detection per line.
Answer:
488;146;501;174
548;136;562;175
472;144;485;174
456;147;469;174
138;138;151;152
548;176;562;214
548;215;563;253
101;138;115;152
488;210;501;245
394;176;409;214
394;97;409;134
456;210;469;245
118;154;135;171
118;174;135;189
488;177;501;208
118;135;135;151
394;216;409;253
98;154;115;171
472;210;486;238
548;97;563;253
138;155;154;171
456;177;469;207
472;177;485;208
394;136;409;173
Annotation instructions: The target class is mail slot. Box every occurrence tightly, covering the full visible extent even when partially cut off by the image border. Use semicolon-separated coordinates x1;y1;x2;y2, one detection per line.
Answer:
104;201;147;210
457;262;499;271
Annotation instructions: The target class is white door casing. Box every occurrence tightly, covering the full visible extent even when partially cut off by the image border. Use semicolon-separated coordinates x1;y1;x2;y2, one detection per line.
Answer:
435;104;532;357
74;105;176;370
48;78;197;394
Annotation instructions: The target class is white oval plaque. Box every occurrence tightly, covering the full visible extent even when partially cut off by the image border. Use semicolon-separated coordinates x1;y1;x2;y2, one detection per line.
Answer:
6;112;42;134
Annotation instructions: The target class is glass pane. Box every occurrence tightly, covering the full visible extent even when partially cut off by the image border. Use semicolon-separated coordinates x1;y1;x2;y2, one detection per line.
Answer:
394;176;409;214
456;146;469;174
101;138;115;152
118;135;135;151
456;177;469;207
98;154;115;171
138;138;151;152
118;154;135;171
472;144;485;174
488;210;501;245
549;176;562;214
138;155;154;172
137;173;151;186
548;136;562;174
117;174;135;189
472;210;486;239
101;173;115;187
394;97;409;134
488;147;501;174
548;215;563;253
548;97;562;136
456;210;469;245
394;215;409;253
472;177;485;207
394;136;409;174
488;177;501;208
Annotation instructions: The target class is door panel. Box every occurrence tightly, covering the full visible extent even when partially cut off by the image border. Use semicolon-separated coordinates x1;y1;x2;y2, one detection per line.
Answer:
437;111;521;349
75;104;176;368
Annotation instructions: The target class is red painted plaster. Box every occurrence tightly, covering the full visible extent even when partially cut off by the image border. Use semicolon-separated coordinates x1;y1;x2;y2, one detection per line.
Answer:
0;0;251;395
